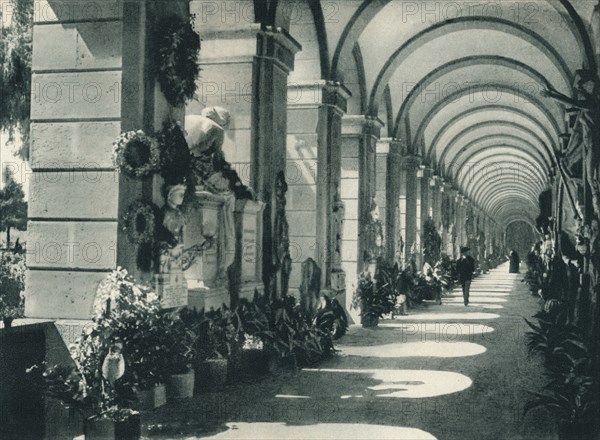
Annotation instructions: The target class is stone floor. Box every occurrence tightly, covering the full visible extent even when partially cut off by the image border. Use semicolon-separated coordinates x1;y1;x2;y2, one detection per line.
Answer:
142;264;558;440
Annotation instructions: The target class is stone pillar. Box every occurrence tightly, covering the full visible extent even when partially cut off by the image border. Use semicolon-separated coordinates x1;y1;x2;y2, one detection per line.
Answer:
418;166;433;266
379;138;404;263
340;115;383;313
432;176;443;232
424;168;434;220
25;0;186;319
399;156;421;265
457;194;466;251
375;141;390;247
286;81;351;297
189;6;301;298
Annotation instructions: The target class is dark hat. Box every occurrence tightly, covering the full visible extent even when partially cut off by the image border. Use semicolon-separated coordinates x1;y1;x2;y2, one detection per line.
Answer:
460;246;470;253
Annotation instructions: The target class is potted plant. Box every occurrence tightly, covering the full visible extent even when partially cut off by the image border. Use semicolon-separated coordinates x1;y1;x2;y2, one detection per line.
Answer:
0;251;25;328
91;269;171;409
29;339;140;440
352;260;398;327
237;294;271;376
524;306;599;440
163;311;198;399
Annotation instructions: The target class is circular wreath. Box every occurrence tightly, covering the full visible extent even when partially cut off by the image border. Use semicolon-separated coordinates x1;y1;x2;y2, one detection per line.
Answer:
122;201;157;244
155;15;201;108
113;130;160;178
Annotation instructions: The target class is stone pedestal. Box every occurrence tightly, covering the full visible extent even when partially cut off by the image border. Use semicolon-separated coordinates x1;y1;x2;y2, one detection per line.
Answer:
183;190;234;310
154;245;188;309
236;199;265;301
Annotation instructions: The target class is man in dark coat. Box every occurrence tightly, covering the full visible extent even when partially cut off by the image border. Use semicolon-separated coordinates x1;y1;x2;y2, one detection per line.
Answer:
456;246;476;306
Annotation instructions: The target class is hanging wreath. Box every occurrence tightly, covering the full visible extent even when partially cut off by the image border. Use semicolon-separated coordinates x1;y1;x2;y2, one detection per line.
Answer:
155;15;201;108
156;119;192;185
113;130;160;178
122;201;158;244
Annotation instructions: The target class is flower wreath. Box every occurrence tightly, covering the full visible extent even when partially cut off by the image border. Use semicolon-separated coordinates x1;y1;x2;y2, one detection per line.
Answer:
113;130;160;178
122;201;157;244
155;15;201;108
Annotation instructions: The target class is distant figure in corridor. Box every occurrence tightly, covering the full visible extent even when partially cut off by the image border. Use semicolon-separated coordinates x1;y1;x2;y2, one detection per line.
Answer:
509;250;520;273
456;246;476;306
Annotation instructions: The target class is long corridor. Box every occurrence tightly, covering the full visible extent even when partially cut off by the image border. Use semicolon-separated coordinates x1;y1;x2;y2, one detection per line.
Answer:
145;264;558;440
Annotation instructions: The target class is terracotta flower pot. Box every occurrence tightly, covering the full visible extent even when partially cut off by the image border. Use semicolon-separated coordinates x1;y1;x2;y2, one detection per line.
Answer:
166;369;195;400
2;317;14;329
84;415;140;440
135;384;166;410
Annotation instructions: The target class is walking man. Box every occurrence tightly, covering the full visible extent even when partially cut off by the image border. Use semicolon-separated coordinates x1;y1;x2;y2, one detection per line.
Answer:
457;246;476;306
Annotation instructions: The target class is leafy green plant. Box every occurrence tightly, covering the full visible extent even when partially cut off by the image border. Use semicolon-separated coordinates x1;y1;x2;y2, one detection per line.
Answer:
90;268;172;389
422;218;442;265
28;336;138;423
0;251;25;322
162;310;200;374
524;306;599;439
352;260;399;325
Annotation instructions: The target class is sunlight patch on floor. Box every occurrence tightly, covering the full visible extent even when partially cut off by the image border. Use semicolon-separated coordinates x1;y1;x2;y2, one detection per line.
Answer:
201;423;437;439
303;369;472;398
392;312;500;320
444;303;504;309
339;341;486;358
443;296;507;303
379;322;496;335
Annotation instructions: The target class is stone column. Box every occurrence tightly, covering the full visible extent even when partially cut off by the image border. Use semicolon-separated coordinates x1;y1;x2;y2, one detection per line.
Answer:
418;166;433;266
432;176;443;233
378;138;404;263
189;6;301;298
286;81;351;297
457;194;466;251
399;155;421;265
340;116;383;314
25;0;186;319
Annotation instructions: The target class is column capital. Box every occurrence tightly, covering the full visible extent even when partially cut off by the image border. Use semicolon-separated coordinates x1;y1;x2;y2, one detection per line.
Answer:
342;114;384;137
289;80;351;113
398;154;421;169
377;137;406;155
257;26;302;73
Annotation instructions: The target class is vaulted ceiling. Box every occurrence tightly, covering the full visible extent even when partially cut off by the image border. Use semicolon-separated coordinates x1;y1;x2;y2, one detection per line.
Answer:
286;0;598;229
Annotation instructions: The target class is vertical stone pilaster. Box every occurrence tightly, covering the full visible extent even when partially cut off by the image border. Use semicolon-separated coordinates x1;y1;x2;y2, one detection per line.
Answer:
25;0;158;319
418;166;433;266
188;11;301;298
378;138;404;263
400;156;421;264
340;116;383;312
286;81;351;296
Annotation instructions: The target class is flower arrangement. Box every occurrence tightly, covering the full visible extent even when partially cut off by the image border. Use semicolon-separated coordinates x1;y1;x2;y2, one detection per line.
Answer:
121;200;158;245
0;251;25;327
154;15;201;108
113;130;160;178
